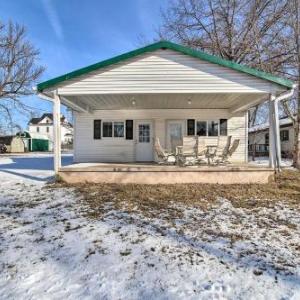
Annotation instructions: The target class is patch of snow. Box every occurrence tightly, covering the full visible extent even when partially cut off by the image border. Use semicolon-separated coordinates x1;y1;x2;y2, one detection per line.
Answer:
0;154;299;299
249;156;293;167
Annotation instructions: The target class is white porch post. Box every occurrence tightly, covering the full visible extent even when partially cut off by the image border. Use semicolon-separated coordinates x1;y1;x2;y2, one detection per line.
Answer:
53;91;61;173
269;95;275;168
273;99;281;168
269;94;281;170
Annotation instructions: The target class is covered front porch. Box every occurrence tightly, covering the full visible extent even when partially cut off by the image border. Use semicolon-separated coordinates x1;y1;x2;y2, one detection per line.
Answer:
36;41;295;183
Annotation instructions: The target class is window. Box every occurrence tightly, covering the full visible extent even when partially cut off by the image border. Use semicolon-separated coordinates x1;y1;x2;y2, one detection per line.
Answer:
37;126;39;133
113;122;124;138
138;124;150;143
265;133;269;145
194;120;220;136
196;121;207;136
280;130;289;141
102;121;124;138
46;127;49;133
103;122;113;137
208;120;219;136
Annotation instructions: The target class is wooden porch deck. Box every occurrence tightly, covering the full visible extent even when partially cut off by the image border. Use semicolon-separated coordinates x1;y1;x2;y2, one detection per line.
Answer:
59;162;274;184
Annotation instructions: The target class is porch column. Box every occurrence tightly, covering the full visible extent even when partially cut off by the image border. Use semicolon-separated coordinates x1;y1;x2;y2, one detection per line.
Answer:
268;94;281;169
53;91;61;173
269;96;275;168
273;98;281;168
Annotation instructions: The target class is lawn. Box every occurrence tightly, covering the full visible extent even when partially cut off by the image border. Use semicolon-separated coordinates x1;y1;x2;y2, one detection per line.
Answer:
0;155;299;299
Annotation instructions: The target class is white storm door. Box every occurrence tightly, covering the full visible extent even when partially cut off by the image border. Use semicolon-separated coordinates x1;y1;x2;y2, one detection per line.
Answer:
136;121;153;162
167;120;185;151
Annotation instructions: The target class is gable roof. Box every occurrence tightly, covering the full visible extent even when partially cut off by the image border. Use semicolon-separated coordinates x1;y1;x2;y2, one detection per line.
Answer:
29;117;42;125
28;113;71;126
37;41;294;92
29;113;53;125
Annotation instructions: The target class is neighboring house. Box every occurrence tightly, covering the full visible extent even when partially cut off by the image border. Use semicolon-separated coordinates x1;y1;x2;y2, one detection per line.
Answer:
0;136;25;153
249;117;294;158
36;41;294;183
28;113;73;150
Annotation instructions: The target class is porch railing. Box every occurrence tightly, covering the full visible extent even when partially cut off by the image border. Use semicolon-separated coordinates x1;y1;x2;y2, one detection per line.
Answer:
248;144;269;157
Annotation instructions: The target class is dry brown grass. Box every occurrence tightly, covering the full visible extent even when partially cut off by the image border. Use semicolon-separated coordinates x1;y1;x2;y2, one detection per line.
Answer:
51;170;300;219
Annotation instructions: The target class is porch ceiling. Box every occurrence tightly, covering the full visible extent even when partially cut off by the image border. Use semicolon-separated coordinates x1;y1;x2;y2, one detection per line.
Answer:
63;93;268;112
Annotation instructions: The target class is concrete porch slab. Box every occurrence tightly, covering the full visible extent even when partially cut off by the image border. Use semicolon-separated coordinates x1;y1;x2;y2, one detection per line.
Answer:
59;163;274;184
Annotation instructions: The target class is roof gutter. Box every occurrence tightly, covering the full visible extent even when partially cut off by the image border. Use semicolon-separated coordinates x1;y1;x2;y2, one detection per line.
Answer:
32;86;54;102
36;92;55;103
276;84;297;102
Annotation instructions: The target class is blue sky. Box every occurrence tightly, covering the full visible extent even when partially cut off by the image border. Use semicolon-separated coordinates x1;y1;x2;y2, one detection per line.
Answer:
0;0;167;130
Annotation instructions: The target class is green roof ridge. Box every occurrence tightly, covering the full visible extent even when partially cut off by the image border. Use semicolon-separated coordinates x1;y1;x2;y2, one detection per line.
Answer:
37;40;293;92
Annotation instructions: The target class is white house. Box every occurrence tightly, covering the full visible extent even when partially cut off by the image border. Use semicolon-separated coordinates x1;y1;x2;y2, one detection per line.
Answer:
249;117;294;158
36;41;295;184
28;113;73;149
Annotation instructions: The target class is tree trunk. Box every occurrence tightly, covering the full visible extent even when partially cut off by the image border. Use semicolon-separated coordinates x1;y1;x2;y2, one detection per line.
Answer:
293;0;300;169
295;88;300;169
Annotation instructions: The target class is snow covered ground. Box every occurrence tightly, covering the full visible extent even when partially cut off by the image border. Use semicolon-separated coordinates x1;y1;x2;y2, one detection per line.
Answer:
249;156;293;167
0;154;299;299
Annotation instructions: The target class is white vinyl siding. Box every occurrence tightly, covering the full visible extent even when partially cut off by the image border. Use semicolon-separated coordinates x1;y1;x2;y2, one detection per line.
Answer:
228;113;247;162
56;50;281;95
73;109;247;163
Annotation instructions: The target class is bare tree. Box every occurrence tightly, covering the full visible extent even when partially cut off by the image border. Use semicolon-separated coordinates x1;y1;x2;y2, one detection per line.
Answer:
159;0;292;72
0;20;44;130
280;0;300;168
159;0;299;167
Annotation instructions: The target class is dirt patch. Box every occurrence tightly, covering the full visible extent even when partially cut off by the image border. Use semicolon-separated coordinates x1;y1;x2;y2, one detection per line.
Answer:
51;170;300;219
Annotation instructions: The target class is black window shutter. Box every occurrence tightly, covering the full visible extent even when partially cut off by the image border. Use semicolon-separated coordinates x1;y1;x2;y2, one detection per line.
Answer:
126;120;133;140
220;119;228;136
94;120;101;139
187;119;195;136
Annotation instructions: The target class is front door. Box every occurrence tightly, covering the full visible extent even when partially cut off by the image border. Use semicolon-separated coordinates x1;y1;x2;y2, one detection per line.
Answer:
136;121;153;162
167;120;185;151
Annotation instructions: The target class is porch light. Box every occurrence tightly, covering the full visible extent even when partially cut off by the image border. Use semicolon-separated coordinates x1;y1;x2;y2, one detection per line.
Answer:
188;99;192;105
131;98;136;106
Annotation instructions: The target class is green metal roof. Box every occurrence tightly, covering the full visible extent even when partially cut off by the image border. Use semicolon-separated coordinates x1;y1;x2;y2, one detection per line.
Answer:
37;41;294;92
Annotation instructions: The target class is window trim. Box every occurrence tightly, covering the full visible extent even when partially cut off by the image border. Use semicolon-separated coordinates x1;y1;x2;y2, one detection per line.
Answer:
102;120;125;139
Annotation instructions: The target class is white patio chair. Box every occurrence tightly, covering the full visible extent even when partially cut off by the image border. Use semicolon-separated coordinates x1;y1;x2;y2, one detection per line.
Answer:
196;137;207;164
213;136;232;164
226;139;240;162
177;136;198;166
170;136;182;154
154;138;176;165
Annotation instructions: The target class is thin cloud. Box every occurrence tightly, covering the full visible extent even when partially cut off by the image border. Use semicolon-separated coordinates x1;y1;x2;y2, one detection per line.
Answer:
42;0;63;41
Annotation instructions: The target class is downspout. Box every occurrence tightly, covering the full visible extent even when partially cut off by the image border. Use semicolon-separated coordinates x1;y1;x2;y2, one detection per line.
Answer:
273;85;296;171
276;85;296;102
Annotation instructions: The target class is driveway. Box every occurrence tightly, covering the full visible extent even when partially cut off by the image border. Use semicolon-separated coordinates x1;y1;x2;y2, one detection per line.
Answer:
0;153;73;183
